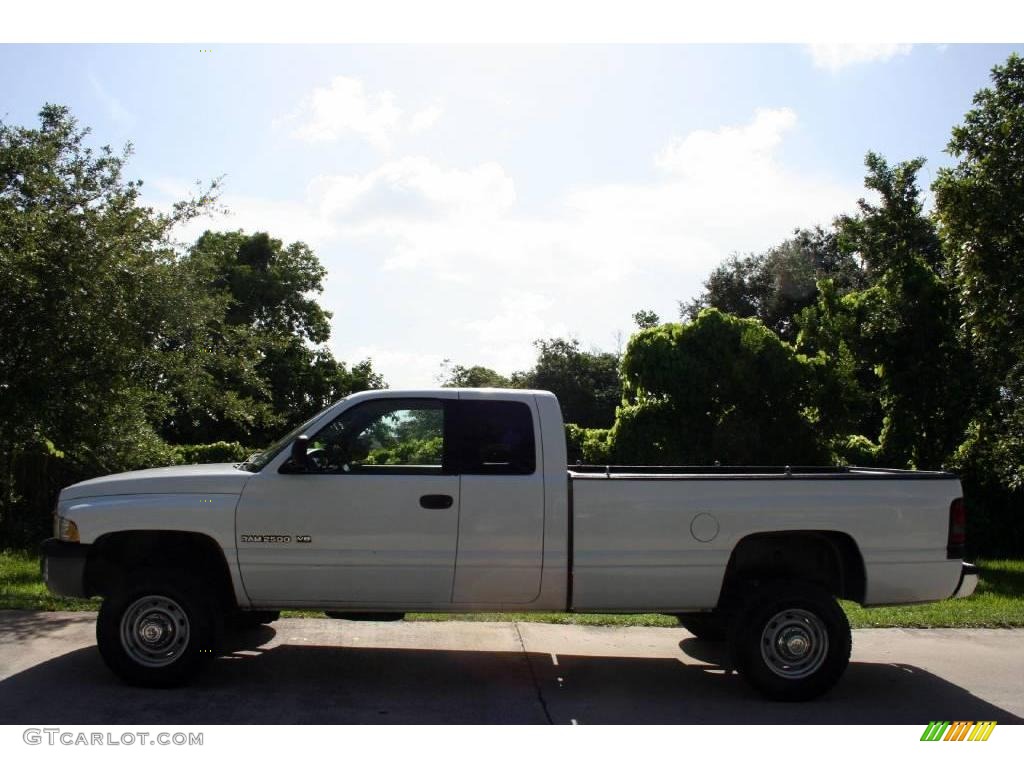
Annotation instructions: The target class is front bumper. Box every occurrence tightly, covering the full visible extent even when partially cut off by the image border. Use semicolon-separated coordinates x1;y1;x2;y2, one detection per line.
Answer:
40;538;90;598
952;562;979;599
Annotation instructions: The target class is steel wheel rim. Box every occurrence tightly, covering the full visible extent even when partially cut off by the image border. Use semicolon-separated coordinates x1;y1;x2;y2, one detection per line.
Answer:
120;595;191;668
759;608;829;679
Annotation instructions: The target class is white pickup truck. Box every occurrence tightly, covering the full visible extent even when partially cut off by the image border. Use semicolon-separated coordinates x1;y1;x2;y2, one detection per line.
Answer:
41;388;977;700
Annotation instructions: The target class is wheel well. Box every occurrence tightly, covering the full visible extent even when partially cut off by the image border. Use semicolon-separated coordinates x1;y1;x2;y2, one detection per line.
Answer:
85;530;237;611
719;531;866;607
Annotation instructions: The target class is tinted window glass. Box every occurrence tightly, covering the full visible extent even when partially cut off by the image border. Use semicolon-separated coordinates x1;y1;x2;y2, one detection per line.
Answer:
457;401;536;475
307;398;447;474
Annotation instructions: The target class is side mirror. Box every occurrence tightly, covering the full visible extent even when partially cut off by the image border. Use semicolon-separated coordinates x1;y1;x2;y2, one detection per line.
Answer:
289;435;310;470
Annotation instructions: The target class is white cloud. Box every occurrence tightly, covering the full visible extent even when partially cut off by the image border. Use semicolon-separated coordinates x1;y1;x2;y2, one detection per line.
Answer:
409;105;444;134
158;108;860;388
280;75;442;150
656;107;797;177
467;292;573;370
310;157;516;226
806;44;913;72
347;346;447;390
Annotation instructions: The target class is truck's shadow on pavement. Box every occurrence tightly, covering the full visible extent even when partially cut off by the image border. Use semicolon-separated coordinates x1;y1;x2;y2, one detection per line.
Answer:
0;625;1020;725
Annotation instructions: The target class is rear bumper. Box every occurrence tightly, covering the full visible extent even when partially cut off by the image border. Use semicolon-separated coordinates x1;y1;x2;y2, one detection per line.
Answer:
40;538;90;598
952;562;979;599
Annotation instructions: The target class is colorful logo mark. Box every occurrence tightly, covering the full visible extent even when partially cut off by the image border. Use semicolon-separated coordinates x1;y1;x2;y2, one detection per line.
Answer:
920;721;997;741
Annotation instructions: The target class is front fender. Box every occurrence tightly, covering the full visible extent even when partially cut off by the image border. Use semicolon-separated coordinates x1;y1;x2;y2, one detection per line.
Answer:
58;493;248;607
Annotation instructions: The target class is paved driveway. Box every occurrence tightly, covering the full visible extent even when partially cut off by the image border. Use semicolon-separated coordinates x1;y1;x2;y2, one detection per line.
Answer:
1;611;1022;724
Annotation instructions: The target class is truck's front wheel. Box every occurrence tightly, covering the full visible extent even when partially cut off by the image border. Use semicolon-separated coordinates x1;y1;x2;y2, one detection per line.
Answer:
96;571;219;687
729;580;851;701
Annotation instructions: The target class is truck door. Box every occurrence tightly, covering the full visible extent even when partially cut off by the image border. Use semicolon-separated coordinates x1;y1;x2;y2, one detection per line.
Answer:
450;394;545;604
234;396;460;606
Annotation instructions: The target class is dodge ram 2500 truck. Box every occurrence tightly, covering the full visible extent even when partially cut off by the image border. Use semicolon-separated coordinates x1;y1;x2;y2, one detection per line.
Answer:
41;388;977;700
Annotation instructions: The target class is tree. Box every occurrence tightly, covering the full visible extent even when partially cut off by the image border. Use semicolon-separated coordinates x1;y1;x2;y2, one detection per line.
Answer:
633;309;660;329
934;53;1024;494
800;153;970;469
0;105;220;544
192;230;332;342
601;309;829;465
168;230;384;446
792;279;883;459
514;338;621;428
256;339;384;440
682;226;866;342
438;361;513;388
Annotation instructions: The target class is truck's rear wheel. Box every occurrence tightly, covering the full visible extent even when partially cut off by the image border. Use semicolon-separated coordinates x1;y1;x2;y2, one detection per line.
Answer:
728;580;851;701
96;570;219;687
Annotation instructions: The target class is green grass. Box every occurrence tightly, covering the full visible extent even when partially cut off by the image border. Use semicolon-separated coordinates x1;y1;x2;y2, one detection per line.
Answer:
0;549;99;611
3;549;1022;628
841;559;1024;628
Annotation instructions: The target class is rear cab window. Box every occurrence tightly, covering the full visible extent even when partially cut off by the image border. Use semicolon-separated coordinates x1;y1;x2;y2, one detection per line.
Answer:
455;400;536;475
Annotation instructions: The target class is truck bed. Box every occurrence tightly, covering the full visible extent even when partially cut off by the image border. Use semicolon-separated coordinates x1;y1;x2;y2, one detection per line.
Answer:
567;465;963;612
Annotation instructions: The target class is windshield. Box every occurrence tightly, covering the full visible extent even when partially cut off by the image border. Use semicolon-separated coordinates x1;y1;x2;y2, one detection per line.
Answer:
238;399;346;472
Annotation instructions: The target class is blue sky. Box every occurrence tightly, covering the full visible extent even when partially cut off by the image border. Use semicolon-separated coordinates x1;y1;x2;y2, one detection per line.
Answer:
2;44;1020;386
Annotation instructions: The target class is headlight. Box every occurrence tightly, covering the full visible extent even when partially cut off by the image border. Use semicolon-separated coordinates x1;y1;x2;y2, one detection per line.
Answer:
56;517;80;543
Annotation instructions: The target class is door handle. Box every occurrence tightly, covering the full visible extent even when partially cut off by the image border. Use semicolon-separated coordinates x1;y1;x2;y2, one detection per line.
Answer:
420;494;454;509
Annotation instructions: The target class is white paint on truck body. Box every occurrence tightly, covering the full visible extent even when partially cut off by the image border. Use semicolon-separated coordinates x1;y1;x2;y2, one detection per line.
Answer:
57;491;249;606
52;388;966;613
570;472;963;610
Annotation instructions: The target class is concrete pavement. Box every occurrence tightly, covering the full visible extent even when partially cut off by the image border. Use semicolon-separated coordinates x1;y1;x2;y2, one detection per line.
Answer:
1;611;1022;724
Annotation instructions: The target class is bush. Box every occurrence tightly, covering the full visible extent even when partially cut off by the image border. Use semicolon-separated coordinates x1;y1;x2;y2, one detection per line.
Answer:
366;436;443;466
565;424;611;465
609;311;830;465
170;442;253;465
833;434;882;466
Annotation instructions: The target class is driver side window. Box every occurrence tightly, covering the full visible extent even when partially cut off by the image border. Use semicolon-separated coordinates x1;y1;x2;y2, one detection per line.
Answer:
306;398;447;474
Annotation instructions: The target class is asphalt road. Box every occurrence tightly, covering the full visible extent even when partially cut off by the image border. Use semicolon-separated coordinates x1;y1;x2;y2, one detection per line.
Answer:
1;611;1022;724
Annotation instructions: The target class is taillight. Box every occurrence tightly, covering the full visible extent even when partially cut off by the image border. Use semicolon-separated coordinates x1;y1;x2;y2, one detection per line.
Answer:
948;497;966;559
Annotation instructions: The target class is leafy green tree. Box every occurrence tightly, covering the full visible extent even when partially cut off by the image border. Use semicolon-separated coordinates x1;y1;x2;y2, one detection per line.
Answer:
810;153;971;469
257;337;385;443
604;309;829;465
793;279;883;456
0;105;220;544
632;309;661;329
683;226;866;342
935;53;1024;494
193;230;332;341
438;361;513;388
514;338;621;428
168;230;384;446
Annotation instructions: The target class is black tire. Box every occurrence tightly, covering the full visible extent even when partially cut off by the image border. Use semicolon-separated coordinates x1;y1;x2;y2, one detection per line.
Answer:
728;580;851;701
230;610;280;630
96;570;221;687
676;612;727;641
